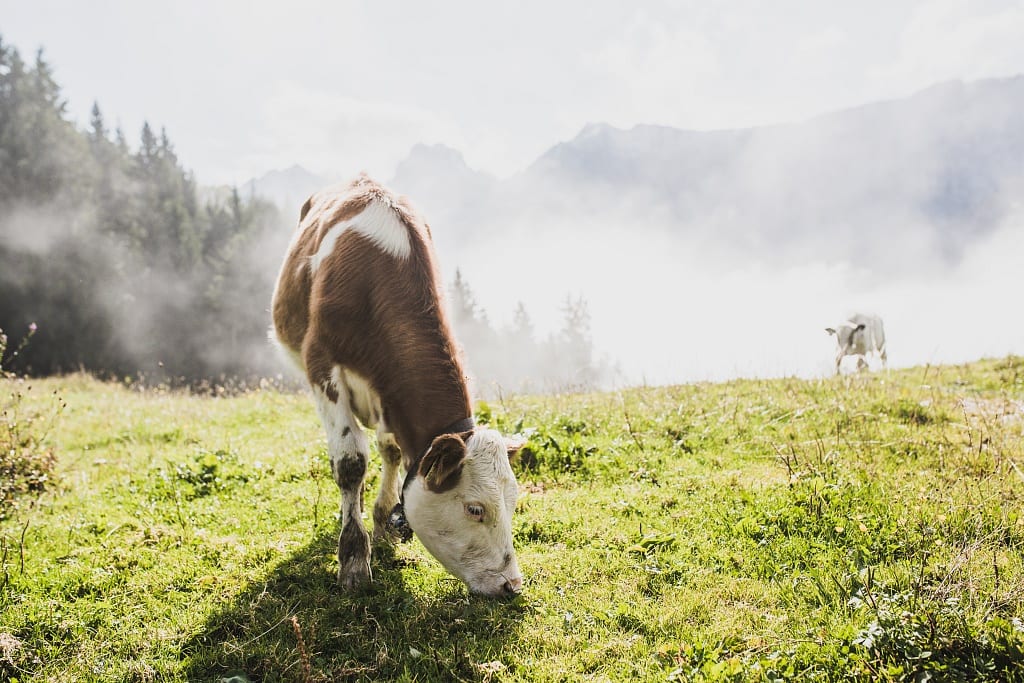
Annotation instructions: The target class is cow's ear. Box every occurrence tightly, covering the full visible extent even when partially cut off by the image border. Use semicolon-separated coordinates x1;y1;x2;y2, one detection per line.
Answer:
505;435;527;460
825;327;836;336
299;194;316;223
420;434;466;492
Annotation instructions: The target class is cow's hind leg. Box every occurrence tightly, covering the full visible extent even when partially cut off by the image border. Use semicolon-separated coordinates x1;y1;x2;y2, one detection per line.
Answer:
310;366;372;589
372;423;403;542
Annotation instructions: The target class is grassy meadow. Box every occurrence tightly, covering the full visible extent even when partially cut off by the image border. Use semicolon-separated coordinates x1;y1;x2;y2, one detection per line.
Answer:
2;358;1024;681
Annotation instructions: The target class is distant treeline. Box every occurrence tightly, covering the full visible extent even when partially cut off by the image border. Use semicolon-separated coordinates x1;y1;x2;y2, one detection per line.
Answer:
0;36;610;393
0;37;286;383
446;271;615;395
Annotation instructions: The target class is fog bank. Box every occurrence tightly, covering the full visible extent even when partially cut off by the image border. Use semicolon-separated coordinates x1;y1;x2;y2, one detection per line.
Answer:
454;206;1024;388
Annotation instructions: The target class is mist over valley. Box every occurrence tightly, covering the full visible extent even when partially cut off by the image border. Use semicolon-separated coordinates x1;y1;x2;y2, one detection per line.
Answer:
246;76;1024;387
1;29;1022;391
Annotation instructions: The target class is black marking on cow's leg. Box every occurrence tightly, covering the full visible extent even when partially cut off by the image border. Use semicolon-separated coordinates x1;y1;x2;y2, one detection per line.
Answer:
380;440;401;467
334;449;372;588
333;451;367;490
337;513;371;589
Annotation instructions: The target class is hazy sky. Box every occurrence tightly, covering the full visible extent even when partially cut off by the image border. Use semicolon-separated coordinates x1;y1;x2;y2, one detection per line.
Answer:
3;0;1023;187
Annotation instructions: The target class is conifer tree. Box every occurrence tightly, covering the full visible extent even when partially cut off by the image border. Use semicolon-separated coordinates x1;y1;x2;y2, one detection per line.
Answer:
557;295;597;389
0;36;358;381
0;43;84;204
512;301;534;341
450;269;480;326
139;121;157;162
88;101;106;142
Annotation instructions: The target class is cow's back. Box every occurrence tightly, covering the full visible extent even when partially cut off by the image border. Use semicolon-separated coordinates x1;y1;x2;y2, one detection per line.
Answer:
847;313;885;353
270;175;470;458
272;177;431;363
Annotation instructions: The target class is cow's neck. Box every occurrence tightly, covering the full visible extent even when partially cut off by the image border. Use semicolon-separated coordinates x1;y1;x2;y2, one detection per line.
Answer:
377;359;473;467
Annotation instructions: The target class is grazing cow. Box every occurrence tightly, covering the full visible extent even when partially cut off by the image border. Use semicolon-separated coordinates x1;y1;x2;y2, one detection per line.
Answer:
826;313;887;374
271;175;524;596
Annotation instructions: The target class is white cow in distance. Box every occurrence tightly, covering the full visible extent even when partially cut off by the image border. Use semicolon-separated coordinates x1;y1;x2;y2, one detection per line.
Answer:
826;313;887;375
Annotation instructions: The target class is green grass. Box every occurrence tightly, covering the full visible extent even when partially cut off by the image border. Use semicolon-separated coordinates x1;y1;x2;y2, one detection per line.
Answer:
2;359;1024;681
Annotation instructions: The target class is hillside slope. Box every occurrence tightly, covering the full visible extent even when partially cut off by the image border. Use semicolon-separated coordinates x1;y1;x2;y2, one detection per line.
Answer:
2;357;1023;680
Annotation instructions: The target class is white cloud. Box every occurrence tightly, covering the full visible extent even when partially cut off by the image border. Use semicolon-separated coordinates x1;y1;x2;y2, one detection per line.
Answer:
2;1;1023;184
586;10;722;118
213;82;465;184
875;0;1024;87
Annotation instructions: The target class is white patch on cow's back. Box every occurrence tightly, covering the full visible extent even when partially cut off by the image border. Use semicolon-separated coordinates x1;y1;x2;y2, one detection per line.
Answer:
351;199;413;258
310;222;347;274
310;198;411;273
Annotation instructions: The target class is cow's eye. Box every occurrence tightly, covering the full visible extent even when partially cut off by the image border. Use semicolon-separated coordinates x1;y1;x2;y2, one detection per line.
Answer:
464;503;484;521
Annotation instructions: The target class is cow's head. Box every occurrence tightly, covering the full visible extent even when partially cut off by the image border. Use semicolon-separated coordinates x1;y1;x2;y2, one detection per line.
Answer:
826;323;865;349
401;428;524;597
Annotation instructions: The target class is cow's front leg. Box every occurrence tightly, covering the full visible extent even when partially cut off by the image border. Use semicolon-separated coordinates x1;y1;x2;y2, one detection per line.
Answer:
312;381;371;589
372;425;403;542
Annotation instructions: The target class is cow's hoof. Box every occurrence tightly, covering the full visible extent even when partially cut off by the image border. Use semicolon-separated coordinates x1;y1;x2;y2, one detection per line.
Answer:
373;503;413;543
371;509;398;543
372;524;397;544
337;557;372;590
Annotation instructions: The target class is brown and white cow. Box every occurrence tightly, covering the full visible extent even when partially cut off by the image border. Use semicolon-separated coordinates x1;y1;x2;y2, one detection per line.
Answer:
271;175;524;597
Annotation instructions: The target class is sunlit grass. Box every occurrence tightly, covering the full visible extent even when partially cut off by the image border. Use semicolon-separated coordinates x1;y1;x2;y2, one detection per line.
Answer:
2;359;1024;681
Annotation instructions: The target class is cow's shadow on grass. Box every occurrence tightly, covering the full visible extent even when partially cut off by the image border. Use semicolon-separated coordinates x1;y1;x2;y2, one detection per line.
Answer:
180;528;527;682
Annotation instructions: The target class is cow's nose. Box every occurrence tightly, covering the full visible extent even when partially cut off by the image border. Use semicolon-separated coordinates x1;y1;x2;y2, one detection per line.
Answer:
503;577;523;595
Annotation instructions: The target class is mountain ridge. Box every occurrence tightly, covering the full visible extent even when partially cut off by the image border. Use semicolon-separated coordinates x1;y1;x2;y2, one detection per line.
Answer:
244;75;1024;273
